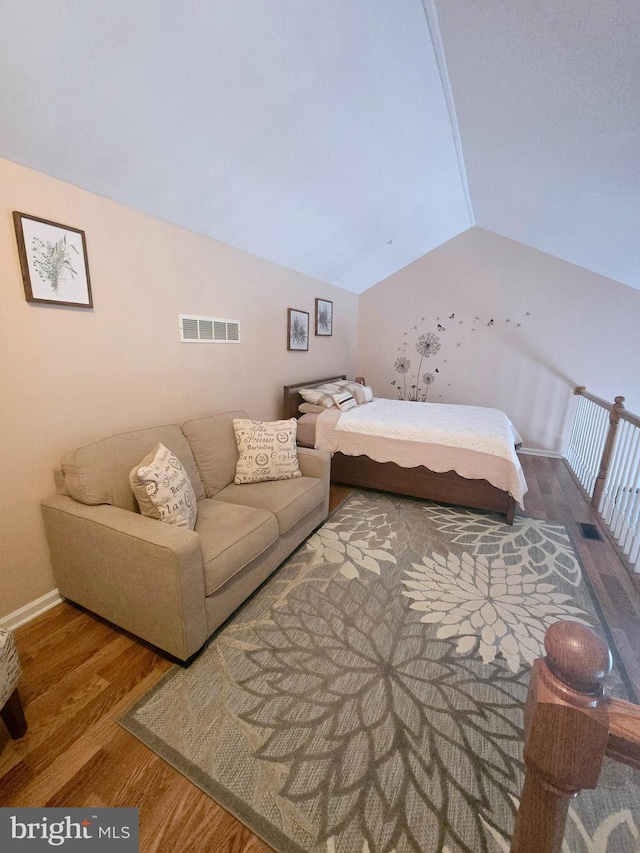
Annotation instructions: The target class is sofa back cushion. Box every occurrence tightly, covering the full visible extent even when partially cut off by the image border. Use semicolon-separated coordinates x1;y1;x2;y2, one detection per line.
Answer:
182;411;247;497
60;424;206;512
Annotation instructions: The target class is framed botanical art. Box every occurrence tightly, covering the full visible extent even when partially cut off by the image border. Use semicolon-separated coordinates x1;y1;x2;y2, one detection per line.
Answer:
287;308;309;351
315;298;333;336
13;211;93;308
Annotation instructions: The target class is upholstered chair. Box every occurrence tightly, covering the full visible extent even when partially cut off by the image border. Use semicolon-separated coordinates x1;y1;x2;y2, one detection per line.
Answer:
0;629;27;739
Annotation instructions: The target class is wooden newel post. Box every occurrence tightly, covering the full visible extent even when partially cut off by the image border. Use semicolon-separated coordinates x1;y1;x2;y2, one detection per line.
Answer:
510;621;612;853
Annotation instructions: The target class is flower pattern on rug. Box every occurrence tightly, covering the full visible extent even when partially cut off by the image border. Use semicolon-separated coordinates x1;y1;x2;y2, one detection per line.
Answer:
416;505;583;587
236;570;528;853
305;521;397;579
402;550;591;672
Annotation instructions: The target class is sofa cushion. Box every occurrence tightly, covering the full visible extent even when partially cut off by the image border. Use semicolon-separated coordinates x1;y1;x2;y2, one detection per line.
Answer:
61;424;206;512
216;476;324;535
182;411;247;497
196;499;278;595
130;443;198;530
233;418;302;484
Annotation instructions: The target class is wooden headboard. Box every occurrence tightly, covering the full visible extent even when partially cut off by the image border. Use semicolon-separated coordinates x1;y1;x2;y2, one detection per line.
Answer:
283;375;347;419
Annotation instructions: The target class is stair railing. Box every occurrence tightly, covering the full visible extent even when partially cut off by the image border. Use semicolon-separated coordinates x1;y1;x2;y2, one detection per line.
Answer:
566;387;640;571
510;621;640;853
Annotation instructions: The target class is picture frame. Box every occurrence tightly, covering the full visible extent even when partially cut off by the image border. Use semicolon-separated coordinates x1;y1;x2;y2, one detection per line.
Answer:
13;211;93;308
315;298;333;336
287;308;309;351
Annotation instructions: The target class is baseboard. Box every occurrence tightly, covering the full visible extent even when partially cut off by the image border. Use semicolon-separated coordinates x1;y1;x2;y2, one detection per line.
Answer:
518;447;565;458
0;589;63;631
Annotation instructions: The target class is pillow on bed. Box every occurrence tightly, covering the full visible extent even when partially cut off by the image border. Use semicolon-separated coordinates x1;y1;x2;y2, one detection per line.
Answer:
233;418;302;484
333;380;364;403
298;402;326;414
333;391;358;412
298;384;340;408
360;384;375;403
334;379;374;405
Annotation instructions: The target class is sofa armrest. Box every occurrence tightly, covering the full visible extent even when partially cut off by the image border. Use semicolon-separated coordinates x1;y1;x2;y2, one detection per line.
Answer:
297;447;331;518
41;494;208;660
297;447;330;484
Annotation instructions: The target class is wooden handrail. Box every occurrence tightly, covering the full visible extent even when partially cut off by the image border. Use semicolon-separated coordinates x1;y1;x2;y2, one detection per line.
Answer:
606;699;640;770
573;386;640;430
573;385;618;412
620;410;640;430
511;621;640;852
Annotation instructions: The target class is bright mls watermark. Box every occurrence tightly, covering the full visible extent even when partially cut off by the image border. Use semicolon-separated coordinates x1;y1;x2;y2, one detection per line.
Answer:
0;808;138;850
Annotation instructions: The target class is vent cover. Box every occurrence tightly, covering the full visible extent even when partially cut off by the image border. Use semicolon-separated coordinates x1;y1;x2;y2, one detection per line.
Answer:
179;315;240;343
578;522;604;541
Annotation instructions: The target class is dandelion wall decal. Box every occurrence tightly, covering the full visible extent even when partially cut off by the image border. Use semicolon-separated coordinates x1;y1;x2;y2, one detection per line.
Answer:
389;312;531;400
393;355;411;398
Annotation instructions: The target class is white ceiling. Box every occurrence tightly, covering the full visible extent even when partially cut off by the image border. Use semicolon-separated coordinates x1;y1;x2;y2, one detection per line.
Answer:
0;1;637;293
435;0;640;291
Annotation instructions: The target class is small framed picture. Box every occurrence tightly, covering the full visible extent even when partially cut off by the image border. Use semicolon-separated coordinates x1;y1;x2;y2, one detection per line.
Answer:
287;308;309;351
13;211;93;308
315;298;333;336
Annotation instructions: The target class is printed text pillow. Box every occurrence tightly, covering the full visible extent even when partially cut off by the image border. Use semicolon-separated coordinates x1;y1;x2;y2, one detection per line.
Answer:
233;418;302;484
130;443;198;530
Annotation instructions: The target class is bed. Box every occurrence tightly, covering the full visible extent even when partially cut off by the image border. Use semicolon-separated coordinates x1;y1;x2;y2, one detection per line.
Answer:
283;376;527;524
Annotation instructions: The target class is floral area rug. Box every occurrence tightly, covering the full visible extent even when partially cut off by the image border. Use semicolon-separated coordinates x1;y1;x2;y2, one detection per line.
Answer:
119;491;640;852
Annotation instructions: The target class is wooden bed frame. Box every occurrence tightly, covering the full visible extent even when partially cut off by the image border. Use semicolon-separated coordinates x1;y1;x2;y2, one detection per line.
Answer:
284;375;517;525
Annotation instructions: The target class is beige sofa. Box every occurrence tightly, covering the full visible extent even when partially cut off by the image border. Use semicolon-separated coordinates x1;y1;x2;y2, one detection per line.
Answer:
41;411;330;661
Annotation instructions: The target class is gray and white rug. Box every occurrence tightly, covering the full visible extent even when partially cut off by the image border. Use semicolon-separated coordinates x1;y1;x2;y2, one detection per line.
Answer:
119;491;640;852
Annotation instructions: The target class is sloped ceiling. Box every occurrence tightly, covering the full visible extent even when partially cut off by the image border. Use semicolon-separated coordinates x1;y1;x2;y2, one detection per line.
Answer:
0;1;637;293
434;0;640;292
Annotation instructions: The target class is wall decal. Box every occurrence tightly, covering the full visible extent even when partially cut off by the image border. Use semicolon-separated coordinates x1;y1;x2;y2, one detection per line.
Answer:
13;211;93;308
391;310;531;401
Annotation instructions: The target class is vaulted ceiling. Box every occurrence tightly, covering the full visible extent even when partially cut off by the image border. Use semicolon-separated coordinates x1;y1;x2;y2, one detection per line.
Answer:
1;1;638;293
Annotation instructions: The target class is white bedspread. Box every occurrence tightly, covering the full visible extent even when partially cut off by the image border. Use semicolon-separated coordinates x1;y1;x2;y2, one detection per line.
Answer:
315;398;528;508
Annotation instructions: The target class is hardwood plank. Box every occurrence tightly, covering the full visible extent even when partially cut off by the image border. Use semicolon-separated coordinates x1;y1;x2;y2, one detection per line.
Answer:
2;462;640;852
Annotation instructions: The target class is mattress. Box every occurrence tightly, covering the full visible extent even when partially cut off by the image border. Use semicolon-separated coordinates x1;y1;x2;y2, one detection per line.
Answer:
295;413;319;448
313;398;528;508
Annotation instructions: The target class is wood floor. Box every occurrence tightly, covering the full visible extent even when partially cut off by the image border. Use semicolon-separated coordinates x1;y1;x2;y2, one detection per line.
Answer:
2;456;640;852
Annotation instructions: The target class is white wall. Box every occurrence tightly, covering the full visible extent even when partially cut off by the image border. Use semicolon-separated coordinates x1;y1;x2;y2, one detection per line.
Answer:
0;157;358;620
356;227;640;451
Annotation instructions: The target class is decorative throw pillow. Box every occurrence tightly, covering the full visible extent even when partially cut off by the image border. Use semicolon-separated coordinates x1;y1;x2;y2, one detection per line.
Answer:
360;384;375;403
130;443;198;530
233;418;302;484
333;379;375;405
298;384;340;408
333;391;358;411
298;402;327;414
334;380;368;405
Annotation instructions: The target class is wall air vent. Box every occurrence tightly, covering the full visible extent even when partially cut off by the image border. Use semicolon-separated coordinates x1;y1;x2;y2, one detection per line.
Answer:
179;315;240;343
